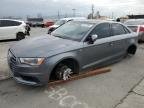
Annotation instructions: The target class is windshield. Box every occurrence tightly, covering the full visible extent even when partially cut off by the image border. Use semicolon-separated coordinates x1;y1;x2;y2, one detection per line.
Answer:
125;20;144;25
51;21;94;41
54;20;66;25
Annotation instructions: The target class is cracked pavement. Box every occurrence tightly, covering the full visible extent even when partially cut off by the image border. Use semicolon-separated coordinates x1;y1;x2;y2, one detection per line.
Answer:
115;44;144;108
115;76;144;108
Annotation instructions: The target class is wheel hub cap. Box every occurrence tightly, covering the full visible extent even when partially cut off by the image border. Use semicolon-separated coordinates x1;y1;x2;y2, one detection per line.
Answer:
63;68;73;80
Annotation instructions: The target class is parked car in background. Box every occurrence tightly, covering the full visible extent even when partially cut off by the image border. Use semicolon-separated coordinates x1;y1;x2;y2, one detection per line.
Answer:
0;19;29;40
44;20;54;27
8;20;137;86
27;18;44;27
47;17;86;34
125;19;144;42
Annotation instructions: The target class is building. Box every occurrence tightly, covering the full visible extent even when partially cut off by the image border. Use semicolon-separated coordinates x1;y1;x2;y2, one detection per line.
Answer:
128;15;144;19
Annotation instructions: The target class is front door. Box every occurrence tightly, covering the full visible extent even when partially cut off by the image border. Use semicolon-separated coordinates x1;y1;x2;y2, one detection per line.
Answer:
81;23;112;70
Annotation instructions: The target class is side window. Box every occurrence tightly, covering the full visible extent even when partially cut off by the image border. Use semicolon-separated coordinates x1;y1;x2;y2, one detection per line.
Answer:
0;20;1;27
123;26;131;34
112;23;126;36
0;20;21;27
91;23;111;39
0;20;7;27
11;21;21;26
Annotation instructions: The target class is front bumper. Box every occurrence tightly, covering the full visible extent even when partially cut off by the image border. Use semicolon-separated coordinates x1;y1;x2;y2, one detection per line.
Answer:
7;51;49;86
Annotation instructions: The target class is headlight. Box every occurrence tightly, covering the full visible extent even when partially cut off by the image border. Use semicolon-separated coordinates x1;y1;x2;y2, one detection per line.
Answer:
19;58;44;66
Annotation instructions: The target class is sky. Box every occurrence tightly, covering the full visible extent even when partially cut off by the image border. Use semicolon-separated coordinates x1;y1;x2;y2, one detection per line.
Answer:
0;0;144;19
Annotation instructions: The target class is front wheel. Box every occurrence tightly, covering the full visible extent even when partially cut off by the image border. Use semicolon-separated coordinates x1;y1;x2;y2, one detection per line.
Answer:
55;64;73;80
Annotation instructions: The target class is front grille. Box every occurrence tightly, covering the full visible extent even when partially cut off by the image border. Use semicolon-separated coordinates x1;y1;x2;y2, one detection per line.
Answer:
8;51;17;74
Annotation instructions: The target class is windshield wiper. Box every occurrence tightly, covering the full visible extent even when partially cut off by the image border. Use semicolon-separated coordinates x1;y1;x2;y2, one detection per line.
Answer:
52;33;63;38
52;33;68;39
52;33;76;41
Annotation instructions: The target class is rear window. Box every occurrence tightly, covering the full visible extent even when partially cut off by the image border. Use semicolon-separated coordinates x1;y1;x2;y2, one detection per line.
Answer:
112;23;127;35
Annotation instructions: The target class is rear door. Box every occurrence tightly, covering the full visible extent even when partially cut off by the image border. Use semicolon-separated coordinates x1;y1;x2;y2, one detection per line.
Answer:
0;20;21;39
110;23;131;58
5;20;21;38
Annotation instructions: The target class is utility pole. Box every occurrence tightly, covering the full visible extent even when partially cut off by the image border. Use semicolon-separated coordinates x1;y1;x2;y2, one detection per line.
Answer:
91;4;94;19
57;11;60;19
72;8;76;17
112;12;114;19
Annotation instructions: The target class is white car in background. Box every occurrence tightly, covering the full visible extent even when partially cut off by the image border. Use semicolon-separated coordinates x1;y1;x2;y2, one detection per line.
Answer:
47;17;86;34
0;19;28;40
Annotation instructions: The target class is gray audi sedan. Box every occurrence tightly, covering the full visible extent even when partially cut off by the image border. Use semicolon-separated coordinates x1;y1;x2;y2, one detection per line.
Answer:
8;20;138;86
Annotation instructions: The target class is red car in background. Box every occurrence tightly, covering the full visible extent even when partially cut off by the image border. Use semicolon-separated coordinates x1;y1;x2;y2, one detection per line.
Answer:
44;20;54;27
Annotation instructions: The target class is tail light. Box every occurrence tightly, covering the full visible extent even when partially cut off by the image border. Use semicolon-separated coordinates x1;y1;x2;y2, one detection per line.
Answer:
139;25;144;32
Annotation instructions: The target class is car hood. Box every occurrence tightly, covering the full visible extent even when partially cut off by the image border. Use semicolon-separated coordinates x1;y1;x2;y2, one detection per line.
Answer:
10;35;81;57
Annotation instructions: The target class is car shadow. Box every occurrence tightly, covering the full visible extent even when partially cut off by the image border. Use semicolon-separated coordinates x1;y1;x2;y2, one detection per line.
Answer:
0;39;17;43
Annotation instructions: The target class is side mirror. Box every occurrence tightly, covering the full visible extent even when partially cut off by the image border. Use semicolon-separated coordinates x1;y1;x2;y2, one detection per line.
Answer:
87;34;98;44
91;34;98;42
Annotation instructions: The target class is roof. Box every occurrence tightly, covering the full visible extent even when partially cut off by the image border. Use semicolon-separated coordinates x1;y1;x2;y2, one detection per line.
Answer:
60;17;86;21
72;19;117;24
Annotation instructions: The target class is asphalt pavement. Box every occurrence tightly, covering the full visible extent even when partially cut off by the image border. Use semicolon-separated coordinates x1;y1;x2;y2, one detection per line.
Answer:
0;28;144;108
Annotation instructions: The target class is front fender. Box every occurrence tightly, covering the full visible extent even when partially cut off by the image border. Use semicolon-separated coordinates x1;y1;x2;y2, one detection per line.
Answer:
44;52;81;80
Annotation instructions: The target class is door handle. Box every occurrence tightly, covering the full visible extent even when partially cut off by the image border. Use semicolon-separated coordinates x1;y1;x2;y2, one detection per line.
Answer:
109;42;114;46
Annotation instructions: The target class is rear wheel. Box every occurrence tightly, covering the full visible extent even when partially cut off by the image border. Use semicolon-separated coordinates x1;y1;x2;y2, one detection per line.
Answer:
16;32;25;40
127;45;137;55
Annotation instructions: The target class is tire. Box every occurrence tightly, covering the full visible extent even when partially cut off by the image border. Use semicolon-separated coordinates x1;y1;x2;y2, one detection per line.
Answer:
41;24;45;28
127;45;137;55
16;32;25;40
55;64;73;80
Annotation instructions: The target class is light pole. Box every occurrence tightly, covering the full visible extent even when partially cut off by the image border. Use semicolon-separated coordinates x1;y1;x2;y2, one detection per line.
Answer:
111;12;114;19
72;8;76;17
57;11;60;19
91;0;94;19
91;4;94;19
